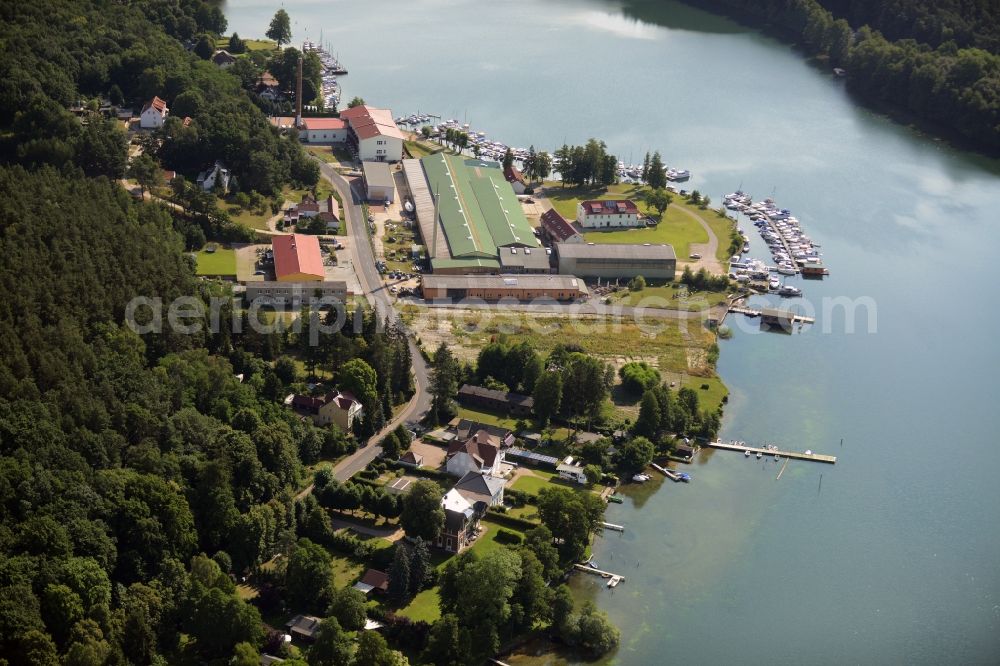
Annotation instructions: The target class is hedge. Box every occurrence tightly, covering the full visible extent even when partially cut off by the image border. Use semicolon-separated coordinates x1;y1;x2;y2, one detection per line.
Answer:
485;509;539;531
495;528;523;544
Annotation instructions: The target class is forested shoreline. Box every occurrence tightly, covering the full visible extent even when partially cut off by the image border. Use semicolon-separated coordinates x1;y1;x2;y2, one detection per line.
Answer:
662;0;1000;153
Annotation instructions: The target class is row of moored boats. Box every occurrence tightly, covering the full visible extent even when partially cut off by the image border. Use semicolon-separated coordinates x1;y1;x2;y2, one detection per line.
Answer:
724;191;826;278
302;41;345;108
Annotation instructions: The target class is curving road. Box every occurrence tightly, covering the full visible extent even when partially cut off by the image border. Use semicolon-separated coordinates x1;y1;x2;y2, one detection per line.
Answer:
313;160;432;483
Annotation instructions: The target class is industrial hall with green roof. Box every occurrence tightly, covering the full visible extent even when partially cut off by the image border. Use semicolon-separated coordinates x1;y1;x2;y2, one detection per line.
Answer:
403;153;541;274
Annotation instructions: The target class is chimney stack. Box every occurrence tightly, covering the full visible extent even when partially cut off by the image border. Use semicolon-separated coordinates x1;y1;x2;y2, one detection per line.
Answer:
295;55;303;127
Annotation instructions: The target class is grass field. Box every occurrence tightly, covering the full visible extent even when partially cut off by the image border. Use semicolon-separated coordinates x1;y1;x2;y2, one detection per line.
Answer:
307;145;356;167
194;247;236;276
543;182;725;259
455;405;520;430
681;374;728;413
398;588;441;623
610;283;729;312
215;37;277;52
404;306;718;378
404;140;441;159
511;474;557;495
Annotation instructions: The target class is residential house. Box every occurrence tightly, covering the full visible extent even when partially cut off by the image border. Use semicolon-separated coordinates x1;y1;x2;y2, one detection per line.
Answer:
576;199;642;229
540;209;584;244
285;615;322;642
140;96;168;129
446;429;503;477
317;195;340;231
504;164;526;194
398;451;423;468
196;161;231;193
212;50;237;68
437;471;505;553
352;569;389;596
452;419;514;447
340;104;404;162
457;384;534;417
290;390;362;430
557;460;589;485
453;470;504;507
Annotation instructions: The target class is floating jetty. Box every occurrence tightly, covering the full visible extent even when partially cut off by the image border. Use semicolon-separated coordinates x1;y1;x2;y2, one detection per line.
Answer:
706;440;836;464
574;563;627;582
650;463;690;482
600;521;625;532
728;304;815;325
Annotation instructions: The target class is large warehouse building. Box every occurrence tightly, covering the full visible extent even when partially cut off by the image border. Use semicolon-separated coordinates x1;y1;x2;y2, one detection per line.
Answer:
421;274;587;301
555;242;676;280
403;154;540;274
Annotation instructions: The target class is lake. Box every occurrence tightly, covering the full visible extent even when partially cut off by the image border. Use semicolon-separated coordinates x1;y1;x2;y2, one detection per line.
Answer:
225;0;1000;662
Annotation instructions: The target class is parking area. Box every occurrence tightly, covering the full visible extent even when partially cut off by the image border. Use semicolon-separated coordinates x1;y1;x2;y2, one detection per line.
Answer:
406;439;448;469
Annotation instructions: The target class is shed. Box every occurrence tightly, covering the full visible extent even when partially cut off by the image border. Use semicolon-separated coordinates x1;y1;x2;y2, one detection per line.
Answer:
353;569;390;595
362;160;395;203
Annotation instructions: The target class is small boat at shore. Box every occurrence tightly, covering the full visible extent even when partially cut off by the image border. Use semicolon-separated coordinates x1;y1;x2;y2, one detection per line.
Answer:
632;473;650;483
607;576;621;588
607;494;624;504
745;449;751;457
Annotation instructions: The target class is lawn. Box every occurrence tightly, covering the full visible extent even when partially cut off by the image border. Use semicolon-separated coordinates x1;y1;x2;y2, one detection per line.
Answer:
543;182;723;259
455;405;520;430
511;473;559;495
194;247;236;276
681;374;728;413
215;37;277;52
404;140;441;159
330;552;366;588
397;587;441;622
307;145;356;167
610;283;730;312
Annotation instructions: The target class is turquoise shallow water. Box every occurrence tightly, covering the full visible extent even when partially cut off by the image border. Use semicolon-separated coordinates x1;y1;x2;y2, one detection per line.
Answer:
226;0;1000;661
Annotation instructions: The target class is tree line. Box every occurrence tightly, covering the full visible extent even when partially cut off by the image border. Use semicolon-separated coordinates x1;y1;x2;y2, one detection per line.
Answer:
671;0;1000;151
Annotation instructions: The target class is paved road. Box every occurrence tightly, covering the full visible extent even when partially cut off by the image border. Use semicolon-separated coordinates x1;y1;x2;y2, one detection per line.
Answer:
313;160;432;484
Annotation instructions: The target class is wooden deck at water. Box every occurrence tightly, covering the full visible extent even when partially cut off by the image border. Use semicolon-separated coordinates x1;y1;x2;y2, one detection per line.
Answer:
573;563;627;581
705;440;836;464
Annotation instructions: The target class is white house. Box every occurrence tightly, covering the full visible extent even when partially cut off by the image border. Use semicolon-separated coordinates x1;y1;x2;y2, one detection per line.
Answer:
212;50;237;68
299;117;348;143
140;96;168;129
445;430;503;477
438;472;505;553
196;161;231;193
340;105;404;162
557;460;589;485
291;390;363;431
576;199;642;229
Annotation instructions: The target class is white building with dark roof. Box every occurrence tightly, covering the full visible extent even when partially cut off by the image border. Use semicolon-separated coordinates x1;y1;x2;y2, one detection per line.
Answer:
576;199;642;229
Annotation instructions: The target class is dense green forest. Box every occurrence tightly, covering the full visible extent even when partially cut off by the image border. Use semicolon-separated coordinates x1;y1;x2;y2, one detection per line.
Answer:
0;1;412;663
654;0;1000;152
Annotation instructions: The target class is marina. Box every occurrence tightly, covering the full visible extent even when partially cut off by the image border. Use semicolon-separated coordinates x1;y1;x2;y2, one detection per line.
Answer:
302;40;346;108
705;440;836;464
725;191;828;281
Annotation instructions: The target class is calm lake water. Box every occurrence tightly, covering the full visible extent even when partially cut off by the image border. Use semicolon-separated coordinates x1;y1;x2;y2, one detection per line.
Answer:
226;0;1000;662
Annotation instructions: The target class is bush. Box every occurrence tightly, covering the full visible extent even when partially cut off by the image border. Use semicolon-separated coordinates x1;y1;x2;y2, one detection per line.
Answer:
485;510;538;531
504;488;530;508
495;529;523;544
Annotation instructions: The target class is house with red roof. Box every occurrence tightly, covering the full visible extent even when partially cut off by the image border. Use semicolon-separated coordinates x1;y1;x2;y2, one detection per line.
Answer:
445;429;504;478
291;390;363;430
504;164;526;194
272;234;324;282
340;104;403;162
576;199;642;229
140;96;168;129
540;209;584;244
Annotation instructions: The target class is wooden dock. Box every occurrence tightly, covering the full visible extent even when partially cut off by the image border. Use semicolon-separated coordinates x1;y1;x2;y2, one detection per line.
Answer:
651;462;682;481
574;563;626;581
705;440;836;464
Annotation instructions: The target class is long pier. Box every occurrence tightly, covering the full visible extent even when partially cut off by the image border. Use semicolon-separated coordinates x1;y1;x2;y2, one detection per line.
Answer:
573;564;627;581
651;462;682;481
705;440;836;464
728;304;815;325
